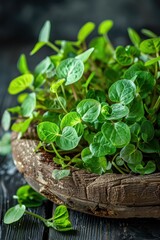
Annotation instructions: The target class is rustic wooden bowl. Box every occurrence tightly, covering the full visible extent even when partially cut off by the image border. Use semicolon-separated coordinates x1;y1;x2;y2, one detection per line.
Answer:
11;136;160;218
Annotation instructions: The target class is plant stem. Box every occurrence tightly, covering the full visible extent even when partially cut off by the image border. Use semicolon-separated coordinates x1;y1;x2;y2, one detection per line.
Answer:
55;92;68;113
25;210;47;224
71;84;78;101
112;162;125;174
47;42;59;53
51;142;64;159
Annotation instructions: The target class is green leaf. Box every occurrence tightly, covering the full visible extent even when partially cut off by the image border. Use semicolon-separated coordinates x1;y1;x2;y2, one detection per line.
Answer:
1;110;11;131
30;42;46;55
124;62;146;79
38;20;51;42
52;205;72;232
89;132;116;157
56;126;80;150
60;112;81;129
101;103;129;120
89;37;106;60
17;54;29;74
16;185;45;207
42;112;60;124
108;79;136;105
138;138;160;153
135;71;155;98
52;169;70;180
11;118;32;135
81;147;107;174
76;99;101;123
115;46;133;66
75;48;94;62
77;22;95;43
128;28;141;47
0;133;11;156
4;204;26;224
37;121;59;143
126;96;144;123
21;93;36;117
128;161;156;175
140;38;160;54
120;144;142;164
144;56;160;66
102;122;131;148
8;74;34;95
56;58;84;85
50;79;65;93
141;29;157;38
141;120;154;142
34;57;52;75
98;20;113;35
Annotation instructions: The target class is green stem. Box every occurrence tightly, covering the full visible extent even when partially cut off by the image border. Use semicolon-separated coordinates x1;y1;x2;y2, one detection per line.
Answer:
55;92;68;113
112;162;125;174
47;42;59;53
51;142;64;159
25;210;47;224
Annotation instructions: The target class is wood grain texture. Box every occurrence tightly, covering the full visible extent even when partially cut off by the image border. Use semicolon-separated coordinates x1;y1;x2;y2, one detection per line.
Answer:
11;137;160;218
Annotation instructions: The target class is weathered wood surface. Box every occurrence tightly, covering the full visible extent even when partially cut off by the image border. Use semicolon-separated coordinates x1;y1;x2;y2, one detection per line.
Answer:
12;138;160;219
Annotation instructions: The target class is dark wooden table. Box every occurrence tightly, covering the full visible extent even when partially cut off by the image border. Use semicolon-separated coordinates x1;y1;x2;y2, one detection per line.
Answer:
1;45;160;240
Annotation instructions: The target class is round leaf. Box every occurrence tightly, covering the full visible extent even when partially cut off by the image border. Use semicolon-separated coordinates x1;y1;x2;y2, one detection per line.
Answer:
56;58;84;85
37;121;59;143
8;74;34;95
81;148;107;174
115;46;133;66
4;204;26;224
56;126;80;150
77;22;95;43
140;38;160;54
76;99;101;123
89;132;116;157
60;112;81;129
102;122;131;148
108;79;136;105
120;144;142;164
102;103;129;120
21;93;36;117
98;20;113;35
52;169;70;180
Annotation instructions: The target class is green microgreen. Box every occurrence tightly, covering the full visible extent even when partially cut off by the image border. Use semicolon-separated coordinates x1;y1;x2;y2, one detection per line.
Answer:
3;185;73;232
2;20;160;177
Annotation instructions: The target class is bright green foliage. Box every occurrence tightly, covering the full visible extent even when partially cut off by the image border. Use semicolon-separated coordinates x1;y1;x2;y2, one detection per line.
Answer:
17;54;30;74
52;169;70;180
77;22;95;43
4;204;26;224
5;20;160;176
56;58;84;85
4;185;73;232
76;99;101;123
37;122;59;143
16;185;46;207
98;20;113;35
21;93;36;117
0;133;11;155
8;74;34;94
56;126;80;150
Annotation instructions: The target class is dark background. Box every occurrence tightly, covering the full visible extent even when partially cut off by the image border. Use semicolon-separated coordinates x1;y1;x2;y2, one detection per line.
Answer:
1;0;160;121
